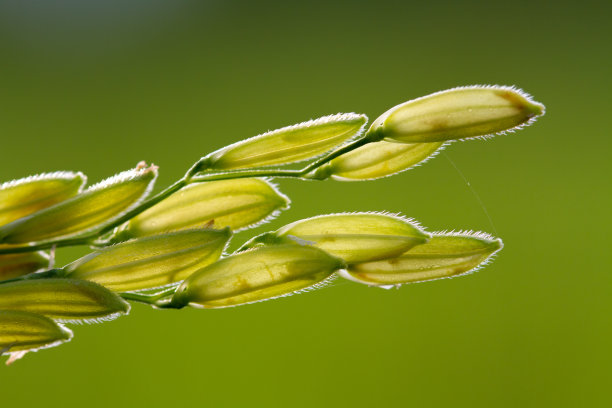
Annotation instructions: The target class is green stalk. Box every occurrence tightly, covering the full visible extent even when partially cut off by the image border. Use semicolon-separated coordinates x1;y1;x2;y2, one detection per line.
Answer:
0;134;377;256
119;286;180;307
189;136;375;182
0;269;64;285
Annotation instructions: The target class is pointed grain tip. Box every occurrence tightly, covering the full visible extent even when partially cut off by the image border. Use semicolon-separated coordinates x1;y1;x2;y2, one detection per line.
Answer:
527;100;546;117
492;237;504;251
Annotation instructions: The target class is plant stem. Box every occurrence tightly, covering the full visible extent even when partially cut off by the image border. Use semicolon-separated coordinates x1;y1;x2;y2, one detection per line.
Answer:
119;286;179;307
98;178;188;236
0;269;64;285
189;136;374;182
0;133;377;255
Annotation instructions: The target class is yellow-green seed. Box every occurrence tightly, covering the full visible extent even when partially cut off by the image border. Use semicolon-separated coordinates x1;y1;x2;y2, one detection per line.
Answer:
312;140;445;181
115;178;289;240
0;310;72;354
66;229;231;292
368;86;545;143
342;232;503;286
0;278;130;322
202;113;367;170
250;213;430;264
0;251;49;281
0;172;86;227
0;164;157;244
171;244;345;308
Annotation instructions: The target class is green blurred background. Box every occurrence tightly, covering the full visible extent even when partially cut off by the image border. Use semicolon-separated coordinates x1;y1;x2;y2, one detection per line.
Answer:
0;0;610;406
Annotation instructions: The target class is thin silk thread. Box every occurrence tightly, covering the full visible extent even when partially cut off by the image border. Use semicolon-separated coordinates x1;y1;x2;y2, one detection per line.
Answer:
442;152;498;236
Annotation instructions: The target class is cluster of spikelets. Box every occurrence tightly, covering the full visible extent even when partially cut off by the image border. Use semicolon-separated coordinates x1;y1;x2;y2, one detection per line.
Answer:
0;85;545;364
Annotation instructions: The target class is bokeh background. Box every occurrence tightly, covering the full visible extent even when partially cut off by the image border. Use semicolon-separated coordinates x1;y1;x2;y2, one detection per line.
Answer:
0;1;610;407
